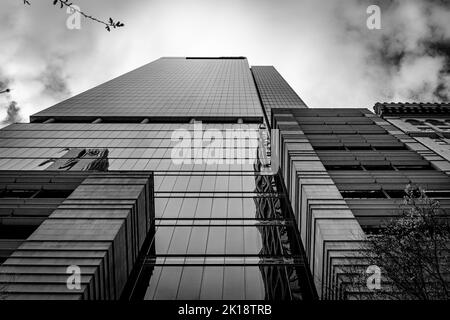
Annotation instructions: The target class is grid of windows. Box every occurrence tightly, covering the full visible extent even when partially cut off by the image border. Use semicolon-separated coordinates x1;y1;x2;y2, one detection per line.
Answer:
0;122;316;300
0;123;259;172
129;171;316;300
32;58;263;122
251;66;306;126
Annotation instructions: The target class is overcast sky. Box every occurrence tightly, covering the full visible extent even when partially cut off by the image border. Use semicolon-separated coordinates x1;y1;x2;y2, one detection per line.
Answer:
0;0;449;125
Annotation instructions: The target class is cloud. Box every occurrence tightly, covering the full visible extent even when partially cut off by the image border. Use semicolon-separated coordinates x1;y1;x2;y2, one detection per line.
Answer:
392;55;447;101
0;0;130;125
1;70;20;125
338;0;450;103
0;0;448;124
3;101;22;125
41;61;71;99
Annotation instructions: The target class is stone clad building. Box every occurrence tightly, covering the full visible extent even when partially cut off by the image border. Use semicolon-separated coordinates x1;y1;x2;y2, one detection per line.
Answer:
375;102;450;174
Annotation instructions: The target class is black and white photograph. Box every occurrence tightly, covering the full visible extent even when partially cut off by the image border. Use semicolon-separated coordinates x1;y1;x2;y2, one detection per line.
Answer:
0;0;449;316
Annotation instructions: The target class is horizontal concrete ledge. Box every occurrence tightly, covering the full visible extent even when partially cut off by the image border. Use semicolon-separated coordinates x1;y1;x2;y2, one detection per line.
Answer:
29;115;264;124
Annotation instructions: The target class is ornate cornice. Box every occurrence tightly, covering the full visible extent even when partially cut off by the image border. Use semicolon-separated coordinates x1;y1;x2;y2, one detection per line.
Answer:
374;102;450;117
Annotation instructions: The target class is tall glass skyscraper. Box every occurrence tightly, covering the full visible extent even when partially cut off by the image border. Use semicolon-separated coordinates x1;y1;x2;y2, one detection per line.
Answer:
0;57;316;300
0;57;448;300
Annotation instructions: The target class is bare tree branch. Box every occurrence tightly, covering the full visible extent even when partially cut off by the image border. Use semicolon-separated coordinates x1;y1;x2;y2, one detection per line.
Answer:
21;0;125;32
326;185;450;300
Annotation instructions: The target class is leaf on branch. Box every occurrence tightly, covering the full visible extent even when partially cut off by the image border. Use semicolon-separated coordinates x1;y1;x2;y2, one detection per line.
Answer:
22;0;125;32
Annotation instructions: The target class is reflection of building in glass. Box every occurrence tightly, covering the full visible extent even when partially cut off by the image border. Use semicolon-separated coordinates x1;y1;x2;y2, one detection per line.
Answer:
40;148;110;171
253;166;303;300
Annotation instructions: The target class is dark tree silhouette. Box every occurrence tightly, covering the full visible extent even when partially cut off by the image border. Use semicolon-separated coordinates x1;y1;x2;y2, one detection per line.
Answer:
21;0;124;31
327;185;450;300
366;185;450;300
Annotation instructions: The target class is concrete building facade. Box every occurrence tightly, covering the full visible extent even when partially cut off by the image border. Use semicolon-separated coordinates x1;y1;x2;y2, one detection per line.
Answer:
271;107;450;299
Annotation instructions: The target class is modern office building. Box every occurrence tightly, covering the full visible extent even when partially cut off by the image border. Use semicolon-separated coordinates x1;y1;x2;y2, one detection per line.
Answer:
0;57;449;300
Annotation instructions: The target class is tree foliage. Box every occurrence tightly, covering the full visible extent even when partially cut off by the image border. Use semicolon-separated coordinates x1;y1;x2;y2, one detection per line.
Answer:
326;185;450;300
366;185;450;299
